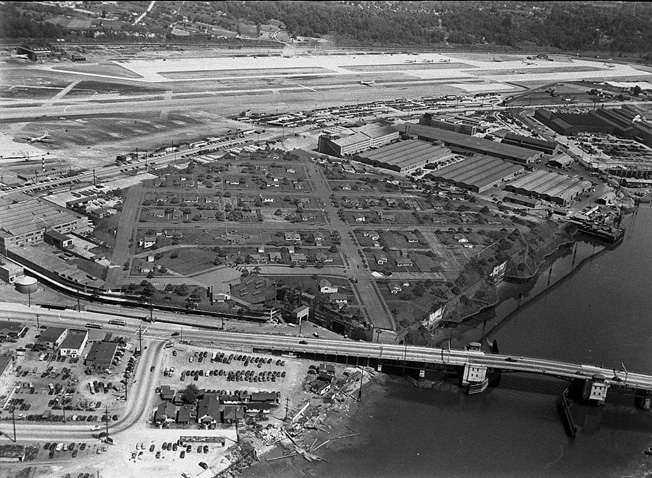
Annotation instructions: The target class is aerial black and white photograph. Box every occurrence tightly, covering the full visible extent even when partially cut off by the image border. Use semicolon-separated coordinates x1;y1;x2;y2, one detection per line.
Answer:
0;1;651;477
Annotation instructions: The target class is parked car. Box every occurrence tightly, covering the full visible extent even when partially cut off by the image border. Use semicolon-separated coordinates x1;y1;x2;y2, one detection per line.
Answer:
180;451;185;459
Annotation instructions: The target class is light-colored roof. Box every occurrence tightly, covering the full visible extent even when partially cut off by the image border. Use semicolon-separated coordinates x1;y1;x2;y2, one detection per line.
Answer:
0;198;82;238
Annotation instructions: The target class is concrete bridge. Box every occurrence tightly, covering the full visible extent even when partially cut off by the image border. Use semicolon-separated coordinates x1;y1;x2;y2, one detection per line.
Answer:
220;334;651;405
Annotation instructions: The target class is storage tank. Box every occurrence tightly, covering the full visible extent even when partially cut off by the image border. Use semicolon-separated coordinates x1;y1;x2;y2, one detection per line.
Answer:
14;276;37;294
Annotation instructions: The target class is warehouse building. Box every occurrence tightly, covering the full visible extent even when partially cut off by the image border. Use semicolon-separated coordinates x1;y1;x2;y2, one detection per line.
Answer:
534;106;652;147
534;109;612;136
36;327;67;350
318;124;399;157
419;113;479;135
425;155;524;193
85;340;119;370
0;198;88;254
505;170;591;205
355;140;451;173
58;329;89;358
396;123;541;164
501;133;558;155
15;45;50;62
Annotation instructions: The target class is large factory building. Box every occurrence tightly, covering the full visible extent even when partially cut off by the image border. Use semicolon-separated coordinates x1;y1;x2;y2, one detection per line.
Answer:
426;155;524;193
0;198;89;254
396;123;541;164
355;140;451;173
505;170;591;205
318;124;399;157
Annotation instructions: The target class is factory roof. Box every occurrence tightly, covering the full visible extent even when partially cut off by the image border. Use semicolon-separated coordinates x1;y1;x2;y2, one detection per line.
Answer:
396;124;538;162
329;125;397;147
427;155;523;190
358;140;450;170
502;132;557;150
0;198;82;238
506;170;590;202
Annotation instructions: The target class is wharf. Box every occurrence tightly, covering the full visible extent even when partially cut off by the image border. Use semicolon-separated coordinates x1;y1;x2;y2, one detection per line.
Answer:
568;219;624;243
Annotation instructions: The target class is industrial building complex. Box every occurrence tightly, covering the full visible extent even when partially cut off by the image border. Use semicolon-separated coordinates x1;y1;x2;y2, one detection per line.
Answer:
318;124;399;157
396;123;542;164
355;140;451;173
0;197;88;254
534;105;652;148
426;155;524;193
504;170;591;205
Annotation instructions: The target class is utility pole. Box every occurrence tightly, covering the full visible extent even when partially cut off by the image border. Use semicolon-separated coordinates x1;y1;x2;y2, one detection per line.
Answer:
358;369;363;402
11;408;16;442
77;296;81;312
284;397;290;421
105;405;110;437
138;325;143;355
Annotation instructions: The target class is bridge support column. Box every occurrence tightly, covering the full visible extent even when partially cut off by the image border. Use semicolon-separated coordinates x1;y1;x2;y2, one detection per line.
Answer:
635;390;650;410
579;378;609;405
461;363;488;394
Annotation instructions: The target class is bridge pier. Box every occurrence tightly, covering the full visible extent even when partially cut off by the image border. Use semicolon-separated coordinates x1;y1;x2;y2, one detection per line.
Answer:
635;390;651;410
570;377;609;405
461;364;489;394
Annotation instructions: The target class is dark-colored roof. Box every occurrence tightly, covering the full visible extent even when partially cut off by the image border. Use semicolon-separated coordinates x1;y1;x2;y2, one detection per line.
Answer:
250;392;278;402
37;327;66;345
0;355;14;376
197;395;221;421
397;124;538;162
84;341;119;369
502;132;557;150
59;329;87;351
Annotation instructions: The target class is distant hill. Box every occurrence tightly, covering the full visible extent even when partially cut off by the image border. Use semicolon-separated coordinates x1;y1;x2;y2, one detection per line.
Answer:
1;0;651;59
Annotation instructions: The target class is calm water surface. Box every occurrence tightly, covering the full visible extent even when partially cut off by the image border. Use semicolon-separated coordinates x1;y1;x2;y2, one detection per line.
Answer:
245;208;652;478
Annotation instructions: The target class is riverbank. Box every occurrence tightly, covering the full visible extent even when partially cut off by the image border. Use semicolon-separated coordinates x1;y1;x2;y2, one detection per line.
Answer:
234;367;380;478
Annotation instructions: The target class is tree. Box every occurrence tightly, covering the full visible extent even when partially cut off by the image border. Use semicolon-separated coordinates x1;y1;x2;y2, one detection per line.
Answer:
181;384;199;404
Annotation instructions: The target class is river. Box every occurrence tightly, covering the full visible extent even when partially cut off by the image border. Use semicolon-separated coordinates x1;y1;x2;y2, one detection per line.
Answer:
243;207;652;478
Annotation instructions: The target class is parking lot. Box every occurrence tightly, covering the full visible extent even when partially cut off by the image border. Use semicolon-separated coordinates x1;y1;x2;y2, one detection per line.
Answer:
156;344;308;421
0;325;139;426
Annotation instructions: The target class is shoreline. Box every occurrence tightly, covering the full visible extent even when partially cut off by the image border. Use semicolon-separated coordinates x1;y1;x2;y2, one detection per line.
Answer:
238;368;383;478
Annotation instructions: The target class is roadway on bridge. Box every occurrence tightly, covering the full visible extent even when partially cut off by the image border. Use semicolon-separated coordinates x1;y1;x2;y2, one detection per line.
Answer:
5;303;652;404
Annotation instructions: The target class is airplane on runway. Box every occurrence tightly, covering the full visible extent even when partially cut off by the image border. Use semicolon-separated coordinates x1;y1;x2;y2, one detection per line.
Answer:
359;80;376;87
24;131;52;143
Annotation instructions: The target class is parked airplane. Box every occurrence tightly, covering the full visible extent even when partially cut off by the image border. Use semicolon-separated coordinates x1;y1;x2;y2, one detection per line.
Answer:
359;80;376;87
24;132;52;143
